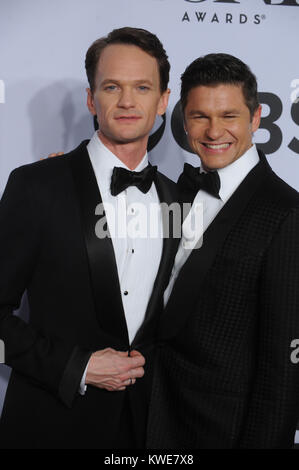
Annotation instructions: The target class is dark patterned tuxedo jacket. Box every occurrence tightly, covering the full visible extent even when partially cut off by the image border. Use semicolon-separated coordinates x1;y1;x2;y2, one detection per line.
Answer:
0;141;179;449
147;150;299;449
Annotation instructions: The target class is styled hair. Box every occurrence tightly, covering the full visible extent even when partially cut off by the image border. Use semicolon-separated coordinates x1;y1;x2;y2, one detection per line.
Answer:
180;53;259;118
85;27;170;93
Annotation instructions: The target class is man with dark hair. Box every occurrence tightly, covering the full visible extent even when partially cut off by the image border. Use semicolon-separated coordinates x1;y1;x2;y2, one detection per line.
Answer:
85;27;170;95
147;53;299;449
0;27;178;449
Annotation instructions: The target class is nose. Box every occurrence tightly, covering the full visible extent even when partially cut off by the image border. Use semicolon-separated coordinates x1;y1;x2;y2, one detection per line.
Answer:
117;87;135;109
205;118;224;140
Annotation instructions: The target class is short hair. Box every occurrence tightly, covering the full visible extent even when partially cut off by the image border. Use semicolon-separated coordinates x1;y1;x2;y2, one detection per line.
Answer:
85;27;170;94
180;53;259;118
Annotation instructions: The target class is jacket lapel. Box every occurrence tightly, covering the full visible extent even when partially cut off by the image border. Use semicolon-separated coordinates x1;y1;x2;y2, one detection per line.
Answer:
69;141;129;345
159;150;272;340
132;172;180;349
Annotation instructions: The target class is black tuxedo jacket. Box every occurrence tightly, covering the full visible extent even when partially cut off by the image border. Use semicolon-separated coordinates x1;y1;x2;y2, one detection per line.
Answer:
0;141;179;449
147;151;299;449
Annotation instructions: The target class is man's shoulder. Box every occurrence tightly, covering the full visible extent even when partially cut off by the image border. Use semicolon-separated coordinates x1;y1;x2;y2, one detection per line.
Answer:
10;140;89;184
254;150;299;209
156;169;176;187
264;169;299;211
155;169;178;201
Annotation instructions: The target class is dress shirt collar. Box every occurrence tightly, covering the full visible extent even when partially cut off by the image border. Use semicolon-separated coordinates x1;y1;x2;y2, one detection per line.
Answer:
199;144;260;202
87;131;149;196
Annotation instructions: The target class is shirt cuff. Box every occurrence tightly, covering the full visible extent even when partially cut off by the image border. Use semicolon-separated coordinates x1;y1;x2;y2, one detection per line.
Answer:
78;361;89;395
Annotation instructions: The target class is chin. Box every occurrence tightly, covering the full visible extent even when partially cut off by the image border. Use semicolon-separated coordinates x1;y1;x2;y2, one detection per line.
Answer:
201;154;235;171
201;160;223;171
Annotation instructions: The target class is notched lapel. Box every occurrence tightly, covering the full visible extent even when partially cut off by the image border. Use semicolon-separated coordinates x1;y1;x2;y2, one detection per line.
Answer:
159;151;272;340
69;141;129;345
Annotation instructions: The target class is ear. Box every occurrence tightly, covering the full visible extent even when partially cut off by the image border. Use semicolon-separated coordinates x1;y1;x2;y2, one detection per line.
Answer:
183;116;187;134
86;88;97;116
251;104;262;133
157;88;170;116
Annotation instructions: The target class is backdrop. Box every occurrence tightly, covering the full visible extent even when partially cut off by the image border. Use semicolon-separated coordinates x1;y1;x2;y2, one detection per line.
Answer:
1;0;299;442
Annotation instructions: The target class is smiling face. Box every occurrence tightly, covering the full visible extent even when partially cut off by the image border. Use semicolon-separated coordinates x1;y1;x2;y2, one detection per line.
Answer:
87;44;169;154
184;84;261;171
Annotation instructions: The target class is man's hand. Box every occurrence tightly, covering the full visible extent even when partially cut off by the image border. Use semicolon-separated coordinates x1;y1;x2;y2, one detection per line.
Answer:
39;152;64;161
48;152;64;157
85;348;145;391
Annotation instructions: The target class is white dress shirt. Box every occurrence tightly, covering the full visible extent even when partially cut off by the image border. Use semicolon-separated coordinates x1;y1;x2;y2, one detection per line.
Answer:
79;132;163;394
88;131;163;343
164;145;260;305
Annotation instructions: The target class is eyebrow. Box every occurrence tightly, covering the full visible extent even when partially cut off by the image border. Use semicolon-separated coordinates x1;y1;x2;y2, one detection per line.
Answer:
187;110;205;116
187;109;241;116
222;109;241;115
100;79;154;86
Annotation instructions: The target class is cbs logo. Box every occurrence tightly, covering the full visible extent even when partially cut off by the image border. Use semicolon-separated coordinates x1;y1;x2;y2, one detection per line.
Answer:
150;90;299;156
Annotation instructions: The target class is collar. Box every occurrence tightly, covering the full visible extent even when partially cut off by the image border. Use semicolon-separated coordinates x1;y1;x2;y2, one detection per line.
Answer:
199;145;260;203
87;131;148;196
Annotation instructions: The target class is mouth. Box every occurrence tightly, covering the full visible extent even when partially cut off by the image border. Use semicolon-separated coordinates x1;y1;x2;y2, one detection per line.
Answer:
114;116;142;121
201;142;232;153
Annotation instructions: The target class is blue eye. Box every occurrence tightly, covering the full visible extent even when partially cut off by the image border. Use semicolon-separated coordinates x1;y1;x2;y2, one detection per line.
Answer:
104;85;117;91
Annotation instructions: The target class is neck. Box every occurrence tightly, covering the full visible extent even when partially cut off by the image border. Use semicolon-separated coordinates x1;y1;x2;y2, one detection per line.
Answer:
98;131;148;170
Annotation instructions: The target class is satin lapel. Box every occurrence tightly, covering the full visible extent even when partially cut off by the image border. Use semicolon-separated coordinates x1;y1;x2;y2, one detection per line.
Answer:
159;151;272;340
132;173;180;348
69;141;129;344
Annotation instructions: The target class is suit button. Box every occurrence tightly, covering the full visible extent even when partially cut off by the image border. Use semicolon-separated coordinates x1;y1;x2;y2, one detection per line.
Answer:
124;291;128;296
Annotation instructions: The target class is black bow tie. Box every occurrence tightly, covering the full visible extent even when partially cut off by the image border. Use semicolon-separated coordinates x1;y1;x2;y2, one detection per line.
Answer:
110;164;157;196
178;163;221;199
